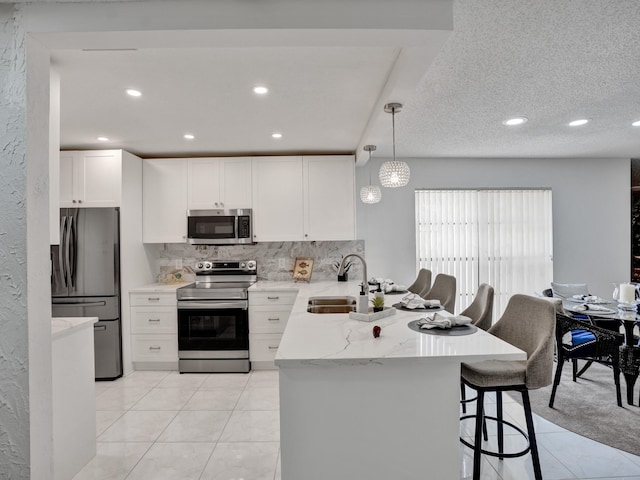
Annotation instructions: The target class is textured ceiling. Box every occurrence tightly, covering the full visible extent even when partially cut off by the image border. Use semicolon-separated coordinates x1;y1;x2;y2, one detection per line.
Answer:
400;0;640;159
54;0;640;160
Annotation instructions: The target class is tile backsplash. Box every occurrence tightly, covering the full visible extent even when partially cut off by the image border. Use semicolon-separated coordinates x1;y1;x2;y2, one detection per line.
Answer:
146;240;365;283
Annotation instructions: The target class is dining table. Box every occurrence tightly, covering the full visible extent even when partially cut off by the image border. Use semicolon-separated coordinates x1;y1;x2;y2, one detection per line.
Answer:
562;298;640;405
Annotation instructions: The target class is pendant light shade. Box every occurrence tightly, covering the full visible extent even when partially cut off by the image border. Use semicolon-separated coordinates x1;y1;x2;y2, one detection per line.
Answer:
360;185;382;204
360;145;382;204
379;103;410;188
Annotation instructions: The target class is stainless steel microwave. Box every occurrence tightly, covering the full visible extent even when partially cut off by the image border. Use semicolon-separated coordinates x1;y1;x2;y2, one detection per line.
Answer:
187;209;253;245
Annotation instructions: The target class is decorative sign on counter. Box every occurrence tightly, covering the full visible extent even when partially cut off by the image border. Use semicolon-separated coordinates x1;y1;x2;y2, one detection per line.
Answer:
293;257;314;282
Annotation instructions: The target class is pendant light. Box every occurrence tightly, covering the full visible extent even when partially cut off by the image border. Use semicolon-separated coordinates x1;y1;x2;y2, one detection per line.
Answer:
360;145;382;204
379;102;410;188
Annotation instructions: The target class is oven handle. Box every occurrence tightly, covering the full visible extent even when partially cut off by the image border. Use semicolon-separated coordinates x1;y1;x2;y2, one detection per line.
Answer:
177;300;248;310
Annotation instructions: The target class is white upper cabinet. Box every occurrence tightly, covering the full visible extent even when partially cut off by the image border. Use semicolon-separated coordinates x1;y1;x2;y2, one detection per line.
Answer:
303;155;355;241
251;155;355;242
143;158;188;243
60;150;122;207
187;157;252;210
252;156;304;242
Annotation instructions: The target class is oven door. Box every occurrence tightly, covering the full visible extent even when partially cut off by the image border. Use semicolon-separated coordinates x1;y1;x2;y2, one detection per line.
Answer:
177;300;249;353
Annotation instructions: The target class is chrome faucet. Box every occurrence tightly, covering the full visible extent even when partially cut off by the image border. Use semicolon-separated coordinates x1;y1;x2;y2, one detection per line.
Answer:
338;253;367;288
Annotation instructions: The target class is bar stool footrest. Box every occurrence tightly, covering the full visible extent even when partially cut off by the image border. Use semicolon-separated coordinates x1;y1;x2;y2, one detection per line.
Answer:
460;414;531;459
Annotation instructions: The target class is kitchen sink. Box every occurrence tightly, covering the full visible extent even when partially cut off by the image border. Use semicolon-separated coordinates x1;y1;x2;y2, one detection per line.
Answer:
307;296;357;314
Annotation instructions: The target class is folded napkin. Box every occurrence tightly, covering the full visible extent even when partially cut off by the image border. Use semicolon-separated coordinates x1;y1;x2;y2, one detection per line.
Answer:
572;294;602;303
384;283;407;293
400;293;441;309
417;313;472;330
572;303;610;312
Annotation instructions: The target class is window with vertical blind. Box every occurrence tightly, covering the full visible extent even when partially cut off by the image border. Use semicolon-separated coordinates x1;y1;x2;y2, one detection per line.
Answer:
415;189;553;317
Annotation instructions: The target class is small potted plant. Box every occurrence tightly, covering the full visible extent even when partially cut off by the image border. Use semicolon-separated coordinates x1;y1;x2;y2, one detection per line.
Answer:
333;255;353;282
371;296;385;312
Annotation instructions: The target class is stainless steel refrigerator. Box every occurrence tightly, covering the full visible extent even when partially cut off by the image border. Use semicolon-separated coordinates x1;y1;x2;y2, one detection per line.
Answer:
51;207;123;380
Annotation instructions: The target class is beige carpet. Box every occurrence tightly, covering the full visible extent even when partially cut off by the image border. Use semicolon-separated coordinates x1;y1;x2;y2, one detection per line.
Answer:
522;361;640;456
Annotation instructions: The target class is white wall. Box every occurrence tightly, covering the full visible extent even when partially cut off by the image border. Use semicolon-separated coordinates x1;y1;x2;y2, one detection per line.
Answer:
356;157;630;300
0;5;32;478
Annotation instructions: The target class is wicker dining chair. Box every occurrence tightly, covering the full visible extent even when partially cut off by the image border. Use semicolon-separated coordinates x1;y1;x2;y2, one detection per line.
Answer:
407;268;432;296
423;273;456;313
549;313;624;408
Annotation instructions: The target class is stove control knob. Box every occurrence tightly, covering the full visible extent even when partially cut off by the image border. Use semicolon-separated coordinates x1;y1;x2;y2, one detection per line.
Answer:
196;262;204;270
247;260;256;270
240;262;246;268
204;261;212;270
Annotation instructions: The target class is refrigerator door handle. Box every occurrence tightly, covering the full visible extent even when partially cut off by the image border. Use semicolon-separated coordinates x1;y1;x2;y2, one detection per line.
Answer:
59;215;68;288
67;214;76;289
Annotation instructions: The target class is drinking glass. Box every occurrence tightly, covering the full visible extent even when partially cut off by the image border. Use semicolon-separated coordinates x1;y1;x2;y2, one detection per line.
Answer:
612;283;620;302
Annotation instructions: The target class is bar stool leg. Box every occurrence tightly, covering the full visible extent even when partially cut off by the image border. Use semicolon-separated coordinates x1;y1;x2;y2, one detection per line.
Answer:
461;382;467;413
521;390;543;480
496;391;504;460
472;390;485;480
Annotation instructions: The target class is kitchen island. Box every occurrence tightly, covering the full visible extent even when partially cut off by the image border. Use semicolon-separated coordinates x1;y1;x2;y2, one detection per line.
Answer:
52;317;98;480
267;280;525;480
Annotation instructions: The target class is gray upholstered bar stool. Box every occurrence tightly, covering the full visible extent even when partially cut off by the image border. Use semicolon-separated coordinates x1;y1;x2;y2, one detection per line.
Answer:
460;294;555;480
460;283;495;413
407;268;432;295
423;273;456;313
461;283;495;331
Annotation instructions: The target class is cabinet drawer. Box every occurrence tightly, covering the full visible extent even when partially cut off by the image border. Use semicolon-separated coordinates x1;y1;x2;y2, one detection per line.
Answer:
131;308;177;334
131;334;178;362
130;293;177;307
249;305;291;333
249;334;282;362
249;291;297;306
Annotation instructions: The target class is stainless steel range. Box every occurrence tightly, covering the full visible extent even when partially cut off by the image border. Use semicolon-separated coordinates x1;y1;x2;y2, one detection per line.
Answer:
176;260;256;373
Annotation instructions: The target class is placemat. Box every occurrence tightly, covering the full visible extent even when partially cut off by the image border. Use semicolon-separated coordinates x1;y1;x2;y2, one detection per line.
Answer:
407;319;478;336
393;302;443;312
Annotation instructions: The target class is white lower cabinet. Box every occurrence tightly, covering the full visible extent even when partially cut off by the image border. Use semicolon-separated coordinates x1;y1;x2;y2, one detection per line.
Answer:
249;290;297;369
130;291;178;369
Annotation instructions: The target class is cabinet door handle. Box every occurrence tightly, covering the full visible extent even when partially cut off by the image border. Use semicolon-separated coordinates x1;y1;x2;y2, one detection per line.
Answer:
148;318;161;322
267;317;280;321
148;297;160;301
268;345;279;350
149;346;161;350
267;296;280;300
78;199;83;204
72;199;77;203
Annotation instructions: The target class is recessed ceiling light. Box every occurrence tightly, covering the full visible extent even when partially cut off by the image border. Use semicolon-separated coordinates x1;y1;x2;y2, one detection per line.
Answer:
97;136;109;142
184;134;195;140
126;89;142;97
253;86;268;95
568;119;589;127
272;133;282;139
502;116;528;126
632;120;640;127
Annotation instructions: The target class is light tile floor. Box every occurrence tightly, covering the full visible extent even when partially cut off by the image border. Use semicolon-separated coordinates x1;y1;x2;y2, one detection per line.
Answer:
74;370;640;480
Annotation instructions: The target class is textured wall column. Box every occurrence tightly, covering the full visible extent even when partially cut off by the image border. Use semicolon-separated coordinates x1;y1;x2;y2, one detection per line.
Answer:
0;4;30;479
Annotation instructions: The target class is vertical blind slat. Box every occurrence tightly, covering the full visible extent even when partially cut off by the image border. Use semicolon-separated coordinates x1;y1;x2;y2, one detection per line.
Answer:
416;189;553;317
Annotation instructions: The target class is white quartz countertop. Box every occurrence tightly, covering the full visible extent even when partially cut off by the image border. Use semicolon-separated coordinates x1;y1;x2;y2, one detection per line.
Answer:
129;282;190;293
52;317;98;339
270;280;526;367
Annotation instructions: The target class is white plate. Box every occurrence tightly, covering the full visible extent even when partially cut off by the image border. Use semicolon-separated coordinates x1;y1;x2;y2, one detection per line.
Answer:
565;296;610;304
565;305;616;315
